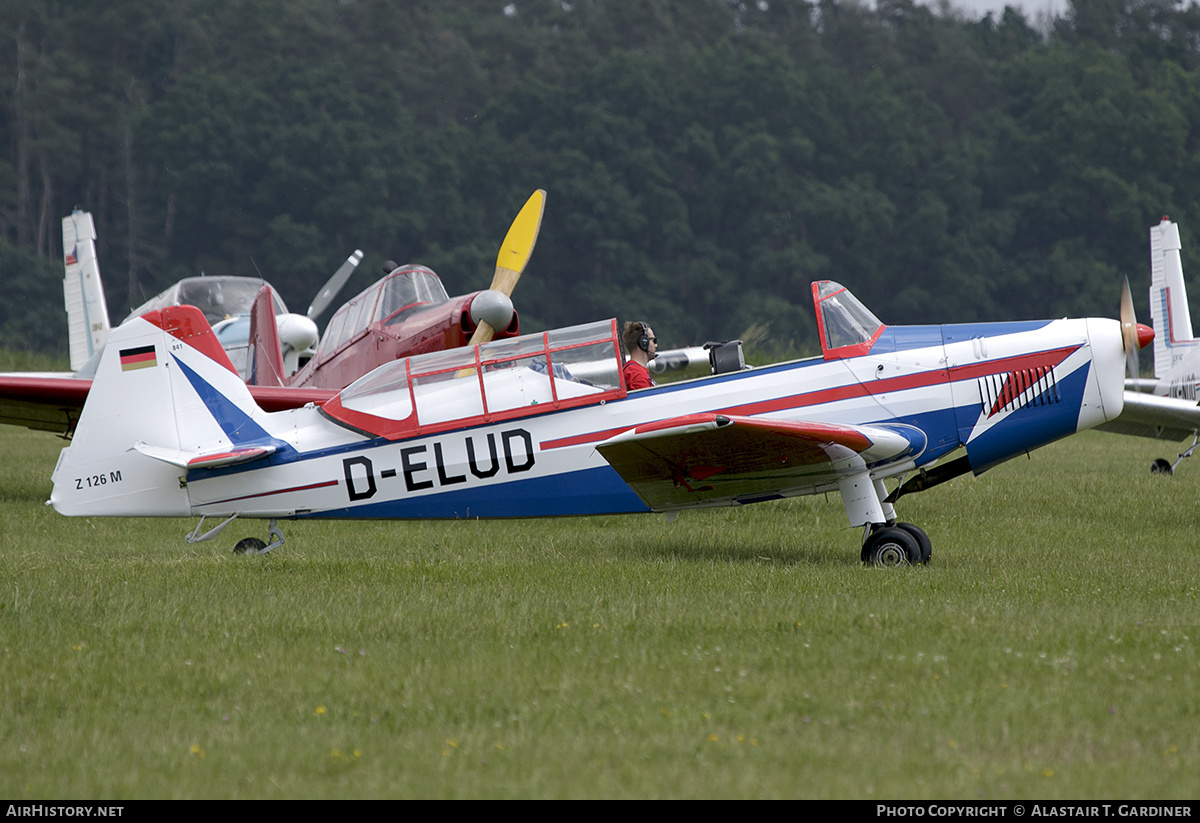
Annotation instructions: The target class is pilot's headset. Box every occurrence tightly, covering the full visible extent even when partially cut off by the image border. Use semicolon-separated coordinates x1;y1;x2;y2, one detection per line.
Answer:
636;322;652;353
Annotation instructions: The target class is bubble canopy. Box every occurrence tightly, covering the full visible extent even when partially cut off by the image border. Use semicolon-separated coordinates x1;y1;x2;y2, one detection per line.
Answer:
321;318;627;440
314;265;451;360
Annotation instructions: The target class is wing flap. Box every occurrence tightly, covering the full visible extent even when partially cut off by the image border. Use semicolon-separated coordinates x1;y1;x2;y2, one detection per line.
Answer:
595;413;926;510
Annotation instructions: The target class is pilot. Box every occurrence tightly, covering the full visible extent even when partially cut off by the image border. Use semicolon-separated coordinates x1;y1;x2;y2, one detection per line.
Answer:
622;321;658;390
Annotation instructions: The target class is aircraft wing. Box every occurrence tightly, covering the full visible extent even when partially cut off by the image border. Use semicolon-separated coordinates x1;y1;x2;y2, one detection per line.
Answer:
246;384;337;411
1096;391;1200;442
0;373;335;437
595;413;926;510
0;373;90;434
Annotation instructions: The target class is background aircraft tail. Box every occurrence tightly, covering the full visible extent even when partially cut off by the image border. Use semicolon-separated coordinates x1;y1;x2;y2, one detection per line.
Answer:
1149;216;1197;377
62;210;111;371
246;285;286;387
50;306;278;517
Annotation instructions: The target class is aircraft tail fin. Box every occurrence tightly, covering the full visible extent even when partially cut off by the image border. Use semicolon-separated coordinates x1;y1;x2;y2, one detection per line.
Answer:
1149;216;1197;377
247;285;285;387
62;211;111;371
50;306;281;518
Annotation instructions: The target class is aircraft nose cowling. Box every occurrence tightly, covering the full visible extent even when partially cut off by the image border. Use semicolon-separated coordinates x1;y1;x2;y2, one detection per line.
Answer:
277;314;319;353
1082;316;1127;429
469;290;515;333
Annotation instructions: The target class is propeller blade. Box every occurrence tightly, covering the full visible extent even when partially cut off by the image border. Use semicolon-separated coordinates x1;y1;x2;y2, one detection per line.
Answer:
307;249;364;322
468;190;546;347
1120;275;1140;380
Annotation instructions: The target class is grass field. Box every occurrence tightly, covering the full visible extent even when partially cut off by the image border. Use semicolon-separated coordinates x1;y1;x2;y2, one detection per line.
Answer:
0;424;1196;799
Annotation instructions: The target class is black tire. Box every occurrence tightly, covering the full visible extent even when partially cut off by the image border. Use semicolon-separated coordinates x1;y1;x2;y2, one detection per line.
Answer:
896;522;932;565
234;537;267;555
861;526;921;567
1151;458;1174;476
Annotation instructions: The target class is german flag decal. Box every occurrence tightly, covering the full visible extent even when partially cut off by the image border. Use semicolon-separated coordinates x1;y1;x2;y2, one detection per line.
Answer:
119;345;157;372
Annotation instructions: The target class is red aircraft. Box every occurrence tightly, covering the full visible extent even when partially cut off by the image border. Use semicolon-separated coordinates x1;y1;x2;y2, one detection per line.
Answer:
0;191;545;435
244;190;542;390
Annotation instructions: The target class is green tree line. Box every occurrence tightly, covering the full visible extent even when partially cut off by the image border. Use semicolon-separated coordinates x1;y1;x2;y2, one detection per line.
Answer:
4;0;1200;356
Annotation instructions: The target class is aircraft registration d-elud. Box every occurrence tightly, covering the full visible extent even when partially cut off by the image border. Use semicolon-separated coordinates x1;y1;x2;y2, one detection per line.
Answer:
48;271;1148;566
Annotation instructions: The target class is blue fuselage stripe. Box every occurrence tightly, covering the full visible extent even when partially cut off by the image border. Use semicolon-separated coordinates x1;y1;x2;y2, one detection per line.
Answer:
300;464;649;519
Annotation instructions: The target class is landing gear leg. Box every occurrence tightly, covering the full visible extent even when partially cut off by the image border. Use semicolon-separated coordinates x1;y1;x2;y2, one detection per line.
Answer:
837;469;933;567
186;514;238;545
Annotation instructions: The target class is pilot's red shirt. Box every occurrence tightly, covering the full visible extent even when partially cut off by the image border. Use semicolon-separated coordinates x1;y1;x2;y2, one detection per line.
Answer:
623;359;655;390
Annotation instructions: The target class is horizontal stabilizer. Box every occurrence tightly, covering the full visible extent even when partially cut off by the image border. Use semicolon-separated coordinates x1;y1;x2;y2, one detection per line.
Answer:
133;441;277;470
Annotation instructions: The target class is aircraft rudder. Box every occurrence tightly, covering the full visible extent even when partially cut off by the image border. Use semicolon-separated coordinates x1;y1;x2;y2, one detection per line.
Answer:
247;285;285;387
1149;216;1195;377
61;210;111;372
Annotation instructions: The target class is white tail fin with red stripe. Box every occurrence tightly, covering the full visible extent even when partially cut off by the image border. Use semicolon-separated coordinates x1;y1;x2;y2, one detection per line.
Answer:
1149;216;1198;377
62;211;111;372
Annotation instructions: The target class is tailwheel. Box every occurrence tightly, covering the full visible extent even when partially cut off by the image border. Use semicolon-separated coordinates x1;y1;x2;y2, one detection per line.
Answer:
234;537;267;555
1150;433;1198;476
861;525;922;567
232;520;285;555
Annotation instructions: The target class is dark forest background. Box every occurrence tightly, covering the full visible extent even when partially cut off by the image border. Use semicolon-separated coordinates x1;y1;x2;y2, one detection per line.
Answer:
5;0;1200;358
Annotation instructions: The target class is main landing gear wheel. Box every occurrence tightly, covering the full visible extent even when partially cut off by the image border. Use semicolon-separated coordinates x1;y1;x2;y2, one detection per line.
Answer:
1151;458;1174;476
896;522;932;565
861;525;923;567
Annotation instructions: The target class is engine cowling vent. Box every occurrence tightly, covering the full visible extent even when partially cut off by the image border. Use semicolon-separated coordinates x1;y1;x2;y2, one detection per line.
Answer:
979;366;1060;418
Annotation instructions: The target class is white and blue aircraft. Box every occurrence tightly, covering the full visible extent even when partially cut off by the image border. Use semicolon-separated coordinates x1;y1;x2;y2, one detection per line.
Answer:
48;279;1145;566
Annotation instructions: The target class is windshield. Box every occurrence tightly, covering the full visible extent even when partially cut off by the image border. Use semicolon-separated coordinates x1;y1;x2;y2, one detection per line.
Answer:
315;266;451;357
378;266;449;325
814;281;884;351
124;277;287;325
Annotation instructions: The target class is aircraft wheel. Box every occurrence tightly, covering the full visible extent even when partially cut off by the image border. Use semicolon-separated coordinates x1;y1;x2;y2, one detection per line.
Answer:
1151;458;1174;476
861;526;921;568
896;522;932;565
234;537;267;555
